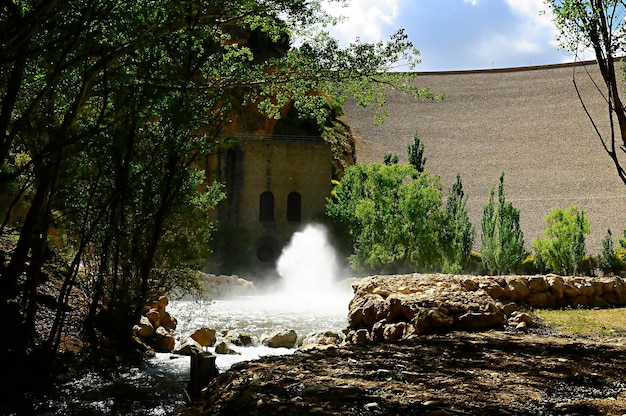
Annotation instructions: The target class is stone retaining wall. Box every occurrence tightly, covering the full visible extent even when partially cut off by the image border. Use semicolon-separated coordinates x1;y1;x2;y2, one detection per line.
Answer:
344;274;626;344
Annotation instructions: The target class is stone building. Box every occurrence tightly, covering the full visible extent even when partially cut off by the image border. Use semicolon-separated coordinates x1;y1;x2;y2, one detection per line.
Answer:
205;133;333;276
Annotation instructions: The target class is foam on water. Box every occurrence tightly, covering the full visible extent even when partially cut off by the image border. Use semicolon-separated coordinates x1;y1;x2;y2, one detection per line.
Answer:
168;223;353;371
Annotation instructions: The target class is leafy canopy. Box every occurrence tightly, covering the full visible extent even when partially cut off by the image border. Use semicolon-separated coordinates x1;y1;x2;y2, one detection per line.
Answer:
533;206;590;275
327;163;445;274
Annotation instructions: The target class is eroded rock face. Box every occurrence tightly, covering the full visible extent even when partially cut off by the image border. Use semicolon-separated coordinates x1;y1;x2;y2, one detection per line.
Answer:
344;274;626;344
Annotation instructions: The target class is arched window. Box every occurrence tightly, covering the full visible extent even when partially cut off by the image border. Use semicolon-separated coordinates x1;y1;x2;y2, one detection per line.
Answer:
259;191;274;222
287;192;302;222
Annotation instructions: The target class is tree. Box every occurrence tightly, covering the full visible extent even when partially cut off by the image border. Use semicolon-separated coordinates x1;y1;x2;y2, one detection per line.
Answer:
442;174;475;273
481;173;525;274
547;0;626;185
598;228;622;275
407;131;427;173
327;163;445;274
0;0;439;371
533;206;590;275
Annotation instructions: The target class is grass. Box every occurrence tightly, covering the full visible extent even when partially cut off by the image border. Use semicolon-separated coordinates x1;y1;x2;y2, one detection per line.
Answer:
535;308;626;338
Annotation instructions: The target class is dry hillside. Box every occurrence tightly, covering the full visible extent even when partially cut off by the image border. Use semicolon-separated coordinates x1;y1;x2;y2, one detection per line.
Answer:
343;61;626;254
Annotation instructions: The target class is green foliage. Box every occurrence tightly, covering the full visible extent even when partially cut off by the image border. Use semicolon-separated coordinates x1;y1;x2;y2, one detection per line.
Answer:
327;163;445;274
480;172;525;274
441;174;475;273
407;131;427;173
598;229;623;276
533;206;590;276
0;0;441;356
383;153;399;165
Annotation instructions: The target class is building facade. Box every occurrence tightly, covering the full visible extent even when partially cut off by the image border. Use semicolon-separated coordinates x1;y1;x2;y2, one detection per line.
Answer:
205;134;332;276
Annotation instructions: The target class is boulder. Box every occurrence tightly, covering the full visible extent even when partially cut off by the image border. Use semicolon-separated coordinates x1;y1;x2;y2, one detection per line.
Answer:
225;332;259;347
133;315;155;338
145;308;161;327
301;331;341;347
263;329;298;348
191;327;217;347
161;311;177;331
215;341;240;355
527;276;549;293
507;279;530;301
509;311;539;329
153;326;175;352
173;337;203;356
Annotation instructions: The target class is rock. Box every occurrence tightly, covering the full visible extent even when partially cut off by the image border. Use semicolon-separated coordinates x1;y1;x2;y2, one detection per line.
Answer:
157;295;169;310
347;328;369;345
153;326;175;352
526;292;548;308
191;327;217;347
515;321;528;331
215;341;240;355
225;332;259;347
412;308;454;334
173;337;203;356
133;315;155;338
546;275;564;299
562;282;580;297
382;322;407;341
301;331;341;347
502;302;518;316
456;311;504;331
145;308;161;327
527;276;549;293
509;311;539;328
507;279;530;301
263;329;298;348
161;311;177;331
191;272;256;298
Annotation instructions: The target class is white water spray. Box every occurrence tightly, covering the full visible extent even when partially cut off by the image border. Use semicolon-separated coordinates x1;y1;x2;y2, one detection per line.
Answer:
276;224;343;294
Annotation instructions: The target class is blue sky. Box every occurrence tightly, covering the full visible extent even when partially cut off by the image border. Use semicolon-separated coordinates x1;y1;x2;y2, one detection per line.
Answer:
322;0;592;71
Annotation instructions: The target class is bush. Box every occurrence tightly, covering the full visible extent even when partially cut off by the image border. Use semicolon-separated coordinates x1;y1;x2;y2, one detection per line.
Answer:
327;162;446;274
598;229;623;276
533;206;589;275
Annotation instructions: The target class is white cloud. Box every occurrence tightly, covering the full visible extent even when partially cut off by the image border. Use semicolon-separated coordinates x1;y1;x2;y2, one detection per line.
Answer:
322;0;400;45
474;0;570;66
463;0;478;6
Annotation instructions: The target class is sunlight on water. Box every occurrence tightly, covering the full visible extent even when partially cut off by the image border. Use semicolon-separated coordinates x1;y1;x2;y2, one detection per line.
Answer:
168;224;354;371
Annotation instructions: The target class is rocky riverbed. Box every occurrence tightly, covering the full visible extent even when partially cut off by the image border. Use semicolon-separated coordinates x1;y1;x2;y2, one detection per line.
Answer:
183;274;626;415
184;330;626;415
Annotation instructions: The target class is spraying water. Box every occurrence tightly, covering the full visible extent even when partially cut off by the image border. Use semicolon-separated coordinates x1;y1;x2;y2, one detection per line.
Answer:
276;224;342;294
167;223;353;372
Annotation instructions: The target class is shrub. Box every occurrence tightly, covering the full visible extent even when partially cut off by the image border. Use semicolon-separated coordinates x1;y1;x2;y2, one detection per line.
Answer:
598;229;623;276
519;251;540;275
480;172;525;274
533;206;589;276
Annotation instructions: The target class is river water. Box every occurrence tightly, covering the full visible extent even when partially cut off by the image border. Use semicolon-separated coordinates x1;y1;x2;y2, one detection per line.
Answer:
15;224;353;415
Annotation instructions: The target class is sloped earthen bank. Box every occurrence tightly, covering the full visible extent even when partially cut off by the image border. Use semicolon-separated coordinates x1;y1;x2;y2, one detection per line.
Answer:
344;274;626;343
